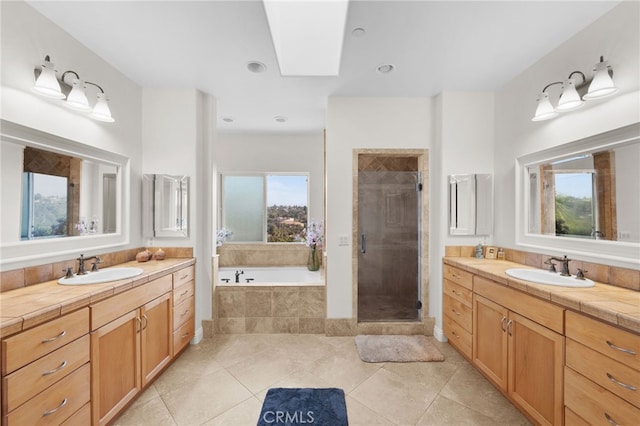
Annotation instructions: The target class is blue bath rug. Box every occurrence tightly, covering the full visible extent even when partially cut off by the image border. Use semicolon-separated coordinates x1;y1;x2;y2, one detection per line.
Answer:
257;387;348;426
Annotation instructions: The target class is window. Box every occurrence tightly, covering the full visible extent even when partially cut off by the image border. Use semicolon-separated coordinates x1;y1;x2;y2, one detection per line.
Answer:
21;172;68;240
221;173;308;243
554;172;596;237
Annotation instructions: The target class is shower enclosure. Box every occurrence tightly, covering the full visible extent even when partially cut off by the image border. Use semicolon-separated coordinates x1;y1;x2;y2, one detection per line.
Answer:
357;166;421;322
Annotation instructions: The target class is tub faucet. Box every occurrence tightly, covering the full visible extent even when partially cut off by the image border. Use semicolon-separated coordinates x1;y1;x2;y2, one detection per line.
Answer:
235;270;244;283
549;255;571;276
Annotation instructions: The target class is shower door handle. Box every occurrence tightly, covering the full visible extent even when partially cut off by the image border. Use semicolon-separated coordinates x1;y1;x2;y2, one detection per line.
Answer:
361;233;366;254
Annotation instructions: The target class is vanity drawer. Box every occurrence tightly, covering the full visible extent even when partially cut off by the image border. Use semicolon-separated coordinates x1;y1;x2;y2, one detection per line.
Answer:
173;320;194;355
444;279;472;308
565;366;640;426
2;335;89;412
173;295;195;330
60;402;91;426
566;310;639;371
443;265;472;290
4;363;90;426
564;407;590;426
173;266;195;289
1;308;89;375
443;313;472;359
566;338;639;407
443;293;472;332
173;280;195;305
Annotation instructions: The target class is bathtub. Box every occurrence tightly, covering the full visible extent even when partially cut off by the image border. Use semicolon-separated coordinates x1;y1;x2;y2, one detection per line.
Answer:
218;266;323;286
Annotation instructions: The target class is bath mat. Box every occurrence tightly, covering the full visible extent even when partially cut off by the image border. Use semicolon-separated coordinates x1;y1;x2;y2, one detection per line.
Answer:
257;388;348;426
355;335;444;363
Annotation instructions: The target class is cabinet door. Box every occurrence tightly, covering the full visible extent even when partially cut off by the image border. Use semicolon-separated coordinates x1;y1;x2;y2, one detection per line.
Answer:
141;293;172;386
91;310;141;426
473;294;508;391
508;311;564;426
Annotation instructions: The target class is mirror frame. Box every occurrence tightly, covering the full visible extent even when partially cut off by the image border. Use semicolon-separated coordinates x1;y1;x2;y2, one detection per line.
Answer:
449;174;492;236
0;120;130;268
142;174;189;239
515;122;640;268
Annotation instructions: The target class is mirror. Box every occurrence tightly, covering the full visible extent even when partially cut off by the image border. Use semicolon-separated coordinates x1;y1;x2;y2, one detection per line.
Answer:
517;123;640;266
1;120;130;266
449;174;492;236
142;174;189;238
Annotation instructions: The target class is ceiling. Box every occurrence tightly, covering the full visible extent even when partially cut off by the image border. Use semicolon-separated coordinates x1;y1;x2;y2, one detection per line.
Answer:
28;0;620;133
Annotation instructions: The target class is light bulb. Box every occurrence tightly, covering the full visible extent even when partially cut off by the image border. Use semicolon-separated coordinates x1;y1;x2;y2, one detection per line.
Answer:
532;92;558;121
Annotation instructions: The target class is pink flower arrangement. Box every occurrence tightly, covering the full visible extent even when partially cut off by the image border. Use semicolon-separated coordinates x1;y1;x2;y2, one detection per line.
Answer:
304;220;324;249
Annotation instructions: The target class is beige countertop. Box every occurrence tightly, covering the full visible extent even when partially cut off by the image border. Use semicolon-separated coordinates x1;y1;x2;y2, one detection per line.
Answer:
0;258;195;338
444;257;640;334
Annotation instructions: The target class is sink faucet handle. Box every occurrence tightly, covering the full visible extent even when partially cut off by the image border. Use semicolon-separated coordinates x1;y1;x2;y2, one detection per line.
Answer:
576;269;588;280
91;256;104;272
62;267;74;279
544;258;557;273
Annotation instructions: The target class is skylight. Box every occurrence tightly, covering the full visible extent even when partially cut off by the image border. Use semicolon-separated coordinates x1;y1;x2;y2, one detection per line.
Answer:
263;0;349;76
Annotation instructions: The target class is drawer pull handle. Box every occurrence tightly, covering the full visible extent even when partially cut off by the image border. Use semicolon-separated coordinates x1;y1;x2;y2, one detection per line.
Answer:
506;319;513;336
182;309;189;317
451;331;460;339
180;289;189;296
136;317;142;333
606;340;637;356
606;372;637;391
43;398;67;417
500;316;507;332
451;309;460;316
42;360;68;376
41;330;66;343
451;290;461;296
604;413;619;426
142;314;148;330
181;333;190;339
180;274;189;280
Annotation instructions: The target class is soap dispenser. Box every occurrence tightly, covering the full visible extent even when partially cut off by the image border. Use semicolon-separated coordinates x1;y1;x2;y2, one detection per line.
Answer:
475;243;484;259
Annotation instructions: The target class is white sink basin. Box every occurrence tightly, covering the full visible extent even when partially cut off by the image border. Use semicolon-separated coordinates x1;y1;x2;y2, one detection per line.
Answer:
58;267;144;285
505;268;594;288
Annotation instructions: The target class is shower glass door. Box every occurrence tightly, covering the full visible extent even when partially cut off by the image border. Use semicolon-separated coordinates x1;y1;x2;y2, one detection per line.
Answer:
357;170;421;322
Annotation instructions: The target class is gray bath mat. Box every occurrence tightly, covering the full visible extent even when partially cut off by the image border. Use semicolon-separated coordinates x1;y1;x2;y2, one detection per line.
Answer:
355;335;444;363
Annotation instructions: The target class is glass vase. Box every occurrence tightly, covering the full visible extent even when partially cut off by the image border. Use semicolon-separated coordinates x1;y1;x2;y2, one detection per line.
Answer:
307;246;320;271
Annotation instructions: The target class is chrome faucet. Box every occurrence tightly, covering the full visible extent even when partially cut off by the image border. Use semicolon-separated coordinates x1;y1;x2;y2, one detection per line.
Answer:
235;270;244;283
549;255;571;276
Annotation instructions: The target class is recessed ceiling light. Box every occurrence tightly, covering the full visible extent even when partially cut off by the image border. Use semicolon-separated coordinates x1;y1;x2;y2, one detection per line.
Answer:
247;61;267;73
351;27;366;37
376;64;395;74
274;115;287;123
221;117;234;123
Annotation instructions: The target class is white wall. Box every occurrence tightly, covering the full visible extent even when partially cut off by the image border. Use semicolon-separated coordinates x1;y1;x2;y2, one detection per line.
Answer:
141;88;216;343
1;1;143;266
325;97;433;318
494;1;640;260
431;92;495;339
215;132;325;226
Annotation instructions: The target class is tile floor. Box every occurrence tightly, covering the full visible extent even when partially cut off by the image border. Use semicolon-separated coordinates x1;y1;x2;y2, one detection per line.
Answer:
113;334;531;426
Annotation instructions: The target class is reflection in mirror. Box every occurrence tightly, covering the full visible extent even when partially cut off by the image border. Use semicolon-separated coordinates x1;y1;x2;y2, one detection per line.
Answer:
1;120;129;267
517;123;640;267
526;139;639;242
449;174;492;236
143;174;189;238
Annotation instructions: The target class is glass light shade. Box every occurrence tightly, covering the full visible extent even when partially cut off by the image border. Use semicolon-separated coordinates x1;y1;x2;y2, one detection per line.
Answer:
584;60;619;100
65;80;91;111
556;80;584;112
532;92;558;121
90;93;115;122
32;61;64;99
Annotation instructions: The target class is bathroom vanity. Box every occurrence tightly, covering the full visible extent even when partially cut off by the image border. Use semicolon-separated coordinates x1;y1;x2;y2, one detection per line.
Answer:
443;255;639;426
0;258;195;426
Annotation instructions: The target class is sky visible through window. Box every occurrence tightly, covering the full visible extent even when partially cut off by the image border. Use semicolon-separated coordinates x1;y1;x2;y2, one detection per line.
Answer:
267;175;308;206
555;173;593;198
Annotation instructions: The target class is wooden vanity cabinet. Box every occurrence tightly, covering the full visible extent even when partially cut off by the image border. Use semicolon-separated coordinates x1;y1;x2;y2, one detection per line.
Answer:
442;265;473;359
1;308;90;426
90;275;173;426
172;266;195;355
564;311;640;425
473;276;565;426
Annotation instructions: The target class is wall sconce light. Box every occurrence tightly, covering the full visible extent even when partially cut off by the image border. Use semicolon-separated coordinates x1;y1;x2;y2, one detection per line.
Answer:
532;56;618;122
32;55;115;122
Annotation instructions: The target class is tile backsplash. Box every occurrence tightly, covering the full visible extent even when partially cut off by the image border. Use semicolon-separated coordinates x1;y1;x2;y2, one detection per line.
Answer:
445;246;640;291
0;247;193;293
